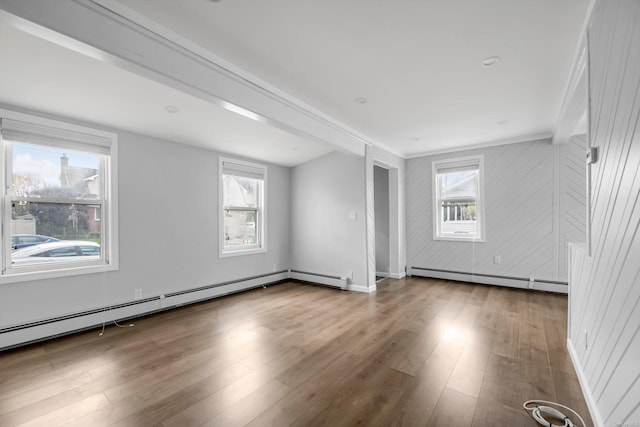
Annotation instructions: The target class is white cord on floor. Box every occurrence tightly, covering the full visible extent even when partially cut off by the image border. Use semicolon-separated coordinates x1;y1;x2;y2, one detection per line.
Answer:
523;400;587;427
98;272;134;337
99;319;134;336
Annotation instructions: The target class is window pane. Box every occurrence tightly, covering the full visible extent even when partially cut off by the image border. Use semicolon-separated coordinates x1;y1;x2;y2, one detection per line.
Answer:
223;209;257;247
11;201;102;264
440;200;478;235
441;200;477;221
11;143;101;199
11;201;101;239
222;175;258;208
439;170;478;199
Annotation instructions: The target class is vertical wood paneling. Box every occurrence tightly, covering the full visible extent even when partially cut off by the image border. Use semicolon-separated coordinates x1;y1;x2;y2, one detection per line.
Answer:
558;134;587;281
569;1;640;425
406;139;557;282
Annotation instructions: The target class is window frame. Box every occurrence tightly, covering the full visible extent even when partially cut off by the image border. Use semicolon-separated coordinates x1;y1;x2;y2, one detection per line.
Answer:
219;157;267;257
0;109;119;283
432;155;485;242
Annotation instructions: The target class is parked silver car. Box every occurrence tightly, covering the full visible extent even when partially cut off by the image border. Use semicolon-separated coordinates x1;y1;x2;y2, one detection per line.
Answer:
11;241;100;265
11;234;59;250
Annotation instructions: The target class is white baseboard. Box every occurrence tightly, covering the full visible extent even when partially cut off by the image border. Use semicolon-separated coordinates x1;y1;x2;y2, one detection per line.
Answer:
2;269;380;350
0;299;160;350
567;338;604;427
389;272;406;279
408;267;568;294
0;271;288;351
289;270;347;290
163;271;289;308
347;283;376;293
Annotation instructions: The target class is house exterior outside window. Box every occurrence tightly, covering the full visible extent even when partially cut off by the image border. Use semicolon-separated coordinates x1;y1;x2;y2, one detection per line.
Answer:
0;109;118;283
432;155;485;241
219;157;266;257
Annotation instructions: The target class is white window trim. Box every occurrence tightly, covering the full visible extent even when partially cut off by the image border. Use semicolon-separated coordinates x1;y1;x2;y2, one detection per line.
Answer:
432;155;485;242
218;157;267;258
0;109;119;283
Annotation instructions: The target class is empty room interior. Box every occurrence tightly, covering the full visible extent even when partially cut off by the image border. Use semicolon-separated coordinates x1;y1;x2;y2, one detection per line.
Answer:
0;0;638;426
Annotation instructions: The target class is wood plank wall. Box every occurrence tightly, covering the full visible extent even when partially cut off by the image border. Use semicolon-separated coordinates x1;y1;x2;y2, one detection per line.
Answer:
558;134;587;281
568;1;640;425
407;139;558;281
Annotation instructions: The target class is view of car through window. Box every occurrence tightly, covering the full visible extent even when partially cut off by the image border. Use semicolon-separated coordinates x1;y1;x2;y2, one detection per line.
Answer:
11;234;59;250
11;239;101;265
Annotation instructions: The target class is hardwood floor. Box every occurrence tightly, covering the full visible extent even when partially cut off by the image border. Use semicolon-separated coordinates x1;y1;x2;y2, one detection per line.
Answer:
0;277;593;426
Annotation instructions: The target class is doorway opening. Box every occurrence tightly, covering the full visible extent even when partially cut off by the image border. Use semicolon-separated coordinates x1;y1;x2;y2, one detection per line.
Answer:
374;165;390;282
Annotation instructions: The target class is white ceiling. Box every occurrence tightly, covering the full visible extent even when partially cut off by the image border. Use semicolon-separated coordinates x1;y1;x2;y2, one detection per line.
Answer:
0;0;589;163
0;21;333;167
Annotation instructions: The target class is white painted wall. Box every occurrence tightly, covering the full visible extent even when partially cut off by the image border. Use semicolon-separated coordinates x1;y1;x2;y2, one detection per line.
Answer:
568;1;640;425
374;165;390;275
0;106;291;347
407;139;562;282
290;151;367;289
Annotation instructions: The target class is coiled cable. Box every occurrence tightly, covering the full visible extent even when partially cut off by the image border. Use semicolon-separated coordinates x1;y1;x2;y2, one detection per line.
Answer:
523;400;587;427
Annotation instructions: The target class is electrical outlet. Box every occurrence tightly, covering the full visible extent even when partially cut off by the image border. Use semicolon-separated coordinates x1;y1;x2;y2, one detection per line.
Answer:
493;256;501;264
528;278;535;289
272;263;277;272
134;288;142;300
347;270;353;280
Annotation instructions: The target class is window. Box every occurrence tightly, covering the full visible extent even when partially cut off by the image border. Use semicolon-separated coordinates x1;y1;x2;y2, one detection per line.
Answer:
432;155;484;241
219;157;266;256
1;109;118;282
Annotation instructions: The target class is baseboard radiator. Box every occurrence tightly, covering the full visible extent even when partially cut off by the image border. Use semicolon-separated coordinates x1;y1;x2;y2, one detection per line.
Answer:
408;266;568;294
0;270;289;351
289;269;347;290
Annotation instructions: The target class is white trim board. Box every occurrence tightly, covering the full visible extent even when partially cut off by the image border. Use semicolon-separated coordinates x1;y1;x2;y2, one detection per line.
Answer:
0;0;371;157
408;267;568;294
289;270;347;290
0;271;289;350
567;338;604;427
347;283;376;293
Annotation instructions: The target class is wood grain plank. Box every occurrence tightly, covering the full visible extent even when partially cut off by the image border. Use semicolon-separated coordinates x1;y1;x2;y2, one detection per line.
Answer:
427;387;477;427
0;278;592;426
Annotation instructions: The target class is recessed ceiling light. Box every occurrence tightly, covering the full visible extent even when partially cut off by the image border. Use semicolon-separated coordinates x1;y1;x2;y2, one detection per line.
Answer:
497;120;508;125
481;56;500;67
355;97;367;104
165;105;180;113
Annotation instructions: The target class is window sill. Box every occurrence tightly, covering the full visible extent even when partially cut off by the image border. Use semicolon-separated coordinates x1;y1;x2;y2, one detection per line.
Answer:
0;261;119;284
433;235;485;243
219;246;266;258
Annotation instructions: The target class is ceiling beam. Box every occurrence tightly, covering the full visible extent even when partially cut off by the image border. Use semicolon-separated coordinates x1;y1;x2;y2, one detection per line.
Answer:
0;0;369;156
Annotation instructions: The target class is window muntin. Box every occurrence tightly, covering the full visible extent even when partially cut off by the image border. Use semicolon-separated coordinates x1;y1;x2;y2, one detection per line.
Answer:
220;158;266;256
1;109;117;281
433;156;484;241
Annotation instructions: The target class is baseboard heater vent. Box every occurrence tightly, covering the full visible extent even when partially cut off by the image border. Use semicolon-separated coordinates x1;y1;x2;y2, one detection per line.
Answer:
409;267;568;294
165;270;290;298
0;296;160;335
0;270;289;351
290;270;347;290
